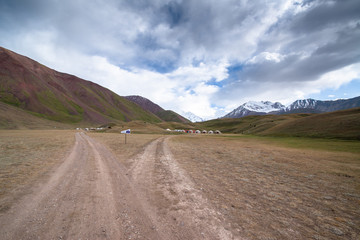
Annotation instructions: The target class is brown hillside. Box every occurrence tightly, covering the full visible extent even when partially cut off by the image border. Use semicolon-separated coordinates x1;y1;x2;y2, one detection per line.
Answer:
0;47;161;125
125;95;190;123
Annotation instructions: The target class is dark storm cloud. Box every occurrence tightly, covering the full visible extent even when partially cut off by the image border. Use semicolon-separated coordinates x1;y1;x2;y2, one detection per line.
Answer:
115;0;263;64
162;1;187;28
0;0;51;29
289;0;360;33
2;0;359;70
241;24;360;83
216;0;360;103
0;0;284;68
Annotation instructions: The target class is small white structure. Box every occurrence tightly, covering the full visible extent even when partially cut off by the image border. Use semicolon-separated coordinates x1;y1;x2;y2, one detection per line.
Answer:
195;130;201;134
121;129;131;134
215;130;222;134
208;130;214;134
166;128;171;131
174;129;186;133
202;130;207;134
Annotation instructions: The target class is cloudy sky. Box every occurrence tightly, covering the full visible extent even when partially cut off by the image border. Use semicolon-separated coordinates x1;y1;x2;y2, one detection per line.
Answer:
1;0;359;119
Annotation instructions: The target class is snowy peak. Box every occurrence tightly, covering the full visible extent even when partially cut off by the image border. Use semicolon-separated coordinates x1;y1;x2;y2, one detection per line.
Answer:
285;99;318;111
243;101;285;113
223;96;360;119
183;112;204;122
224;101;285;118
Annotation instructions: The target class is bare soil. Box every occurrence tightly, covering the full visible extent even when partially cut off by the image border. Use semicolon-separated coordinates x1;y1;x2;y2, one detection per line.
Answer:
0;132;235;239
0;131;359;239
168;135;360;240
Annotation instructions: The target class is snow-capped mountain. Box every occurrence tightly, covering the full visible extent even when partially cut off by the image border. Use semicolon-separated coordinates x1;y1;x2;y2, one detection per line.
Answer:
224;101;285;118
183;112;204;122
283;99;318;112
281;97;360;113
243;101;285;113
223;96;360;118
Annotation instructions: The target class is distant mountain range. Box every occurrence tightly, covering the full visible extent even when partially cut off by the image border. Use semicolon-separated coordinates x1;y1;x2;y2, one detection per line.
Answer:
0;47;188;125
223;97;360;118
224;101;285;118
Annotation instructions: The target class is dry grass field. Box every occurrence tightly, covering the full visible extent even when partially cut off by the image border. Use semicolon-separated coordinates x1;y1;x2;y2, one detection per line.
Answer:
0;130;75;212
88;132;360;239
0;131;160;212
168;135;360;239
1;130;359;239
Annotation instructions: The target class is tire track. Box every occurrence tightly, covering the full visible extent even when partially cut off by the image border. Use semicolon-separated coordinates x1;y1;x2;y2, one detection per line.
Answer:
0;132;161;240
129;136;237;240
0;132;239;239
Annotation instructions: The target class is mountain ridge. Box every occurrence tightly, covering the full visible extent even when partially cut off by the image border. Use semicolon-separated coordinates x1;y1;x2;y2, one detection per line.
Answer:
224;101;285;118
223;97;360;118
0;47;162;125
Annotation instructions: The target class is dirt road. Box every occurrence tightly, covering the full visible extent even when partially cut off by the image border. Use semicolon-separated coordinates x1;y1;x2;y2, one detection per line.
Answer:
0;132;235;239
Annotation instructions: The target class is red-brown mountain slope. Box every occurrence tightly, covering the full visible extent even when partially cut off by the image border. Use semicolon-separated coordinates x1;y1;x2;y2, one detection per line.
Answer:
0;47;161;124
125;95;190;123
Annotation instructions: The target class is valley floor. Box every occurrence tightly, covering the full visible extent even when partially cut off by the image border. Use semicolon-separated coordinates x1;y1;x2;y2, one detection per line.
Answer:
0;131;359;239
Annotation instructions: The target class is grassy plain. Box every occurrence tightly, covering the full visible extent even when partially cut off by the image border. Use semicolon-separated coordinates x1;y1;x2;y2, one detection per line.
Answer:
1;130;359;239
0;130;75;212
220;134;360;154
168;134;360;239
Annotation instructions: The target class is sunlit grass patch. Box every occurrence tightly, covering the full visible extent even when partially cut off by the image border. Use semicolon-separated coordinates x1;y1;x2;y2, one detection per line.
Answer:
218;134;360;154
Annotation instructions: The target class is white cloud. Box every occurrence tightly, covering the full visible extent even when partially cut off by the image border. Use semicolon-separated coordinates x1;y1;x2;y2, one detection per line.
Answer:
166;61;229;84
248;52;285;64
175;82;220;118
311;63;360;90
15;41;227;119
